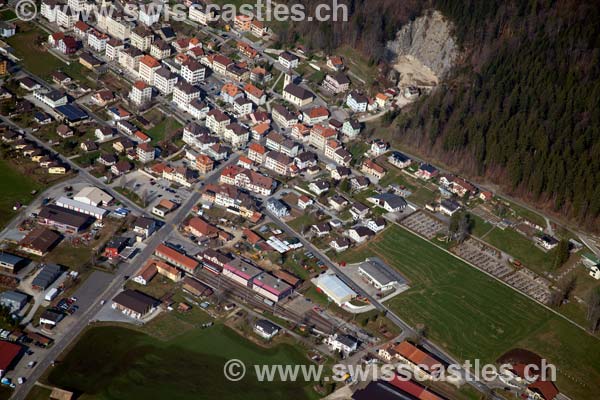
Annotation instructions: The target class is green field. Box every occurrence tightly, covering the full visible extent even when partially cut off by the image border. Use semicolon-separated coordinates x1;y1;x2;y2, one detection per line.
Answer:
340;225;600;400
6;23;95;86
482;226;558;273
46;324;319;400
0;158;44;229
147;118;183;145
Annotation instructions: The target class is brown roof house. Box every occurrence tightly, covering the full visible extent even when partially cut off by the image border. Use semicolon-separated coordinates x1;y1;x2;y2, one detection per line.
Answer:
111;290;159;320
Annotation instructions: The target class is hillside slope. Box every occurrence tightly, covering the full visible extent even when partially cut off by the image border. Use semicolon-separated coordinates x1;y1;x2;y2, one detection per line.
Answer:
277;0;600;229
395;0;600;229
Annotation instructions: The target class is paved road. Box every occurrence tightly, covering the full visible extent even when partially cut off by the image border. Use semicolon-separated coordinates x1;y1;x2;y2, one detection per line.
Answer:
263;209;498;398
0;114;145;215
11;154;239;400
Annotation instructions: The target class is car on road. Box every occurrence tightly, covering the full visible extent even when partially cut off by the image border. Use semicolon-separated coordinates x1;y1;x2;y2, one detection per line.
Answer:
17;377;25;385
27;361;36;368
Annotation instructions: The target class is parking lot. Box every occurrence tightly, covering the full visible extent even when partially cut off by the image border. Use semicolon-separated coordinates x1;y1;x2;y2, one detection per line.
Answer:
115;170;191;212
400;210;446;239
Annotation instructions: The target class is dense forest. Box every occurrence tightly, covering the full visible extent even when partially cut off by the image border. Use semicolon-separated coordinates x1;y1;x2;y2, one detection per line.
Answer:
276;0;600;229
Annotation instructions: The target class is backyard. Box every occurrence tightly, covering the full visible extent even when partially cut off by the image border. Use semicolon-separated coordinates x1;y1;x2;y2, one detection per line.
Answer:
340;225;600;400
45;324;320;400
6;22;96;87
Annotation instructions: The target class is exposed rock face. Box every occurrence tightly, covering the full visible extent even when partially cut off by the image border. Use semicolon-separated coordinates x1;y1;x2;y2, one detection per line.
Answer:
386;10;459;87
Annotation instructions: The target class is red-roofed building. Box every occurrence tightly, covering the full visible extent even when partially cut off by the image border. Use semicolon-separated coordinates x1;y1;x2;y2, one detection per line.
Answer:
154;244;199;274
0;341;21;377
133;259;158;285
303;106;330;125
243;228;263;245
388;376;445;400
527;381;559;400
248;142;267;164
185;217;219;239
393;341;442;376
193;154;214;174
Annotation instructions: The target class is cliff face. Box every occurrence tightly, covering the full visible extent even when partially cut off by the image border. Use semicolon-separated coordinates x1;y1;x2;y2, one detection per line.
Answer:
386;10;459;86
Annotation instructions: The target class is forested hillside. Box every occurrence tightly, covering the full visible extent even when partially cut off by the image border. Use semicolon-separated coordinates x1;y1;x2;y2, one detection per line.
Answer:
277;0;600;229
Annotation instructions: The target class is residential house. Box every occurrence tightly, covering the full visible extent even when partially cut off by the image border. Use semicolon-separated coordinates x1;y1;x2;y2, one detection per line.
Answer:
271;104;298;129
243;83;266;105
153;67;178;94
330;237;350;252
323;72;350;94
327;56;344;71
173;81;201;111
361;159;386;180
129;80;152;106
298;195;313;209
163;165;197;188
234;97;253;117
134;216;156;238
138;54;161;84
346;91;368;113
283;83;314;108
266;199;290;218
137;142;155;163
150;39;172;60
416;163;439;180
130;25;154;51
181;59;206;84
309;180;329;196
111;160;133;176
105;38;124;60
192;154;214;174
303;106;330;125
188;2;215;25
220;165;275;195
254;319;280;340
367;193;407;213
278;51;299;69
348;226;375;243
388;151;412;169
250;67;272;84
342;119;361;138
206;109;231;136
309;124;337;151
223;123;250;149
264;150;294;176
185;98;208;120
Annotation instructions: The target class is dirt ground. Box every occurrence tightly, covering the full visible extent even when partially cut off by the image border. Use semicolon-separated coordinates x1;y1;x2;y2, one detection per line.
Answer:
393;55;439;87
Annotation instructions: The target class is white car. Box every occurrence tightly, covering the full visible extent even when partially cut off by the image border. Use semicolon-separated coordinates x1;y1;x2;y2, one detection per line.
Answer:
17;377;25;385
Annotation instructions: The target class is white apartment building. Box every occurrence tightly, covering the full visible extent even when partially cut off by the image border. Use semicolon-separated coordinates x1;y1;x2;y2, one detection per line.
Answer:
188;3;215;25
88;30;109;52
129;81;152;106
56;7;78;30
130;25;154;51
138;55;161;85
181;60;206;84
173;82;200;111
153;67;178;95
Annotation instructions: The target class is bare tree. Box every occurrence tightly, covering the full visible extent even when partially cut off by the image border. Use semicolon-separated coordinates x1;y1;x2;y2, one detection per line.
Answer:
119;175;128;189
587;289;600;332
141;188;149;207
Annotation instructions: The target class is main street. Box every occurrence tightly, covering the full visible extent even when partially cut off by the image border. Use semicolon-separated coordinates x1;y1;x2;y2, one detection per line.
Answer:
11;154;239;400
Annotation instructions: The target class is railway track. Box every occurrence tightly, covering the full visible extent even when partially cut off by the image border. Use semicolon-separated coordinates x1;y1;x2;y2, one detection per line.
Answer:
196;270;334;332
